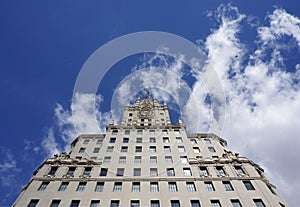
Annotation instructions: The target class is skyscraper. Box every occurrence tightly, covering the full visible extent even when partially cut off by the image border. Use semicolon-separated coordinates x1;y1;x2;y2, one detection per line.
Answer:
13;94;288;207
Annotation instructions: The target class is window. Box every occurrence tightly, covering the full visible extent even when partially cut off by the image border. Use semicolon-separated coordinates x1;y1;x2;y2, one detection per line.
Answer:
279;203;286;207
50;200;61;207
116;168;124;176
235;166;245;175
231;200;242;207
76;182;86;191
190;200;201;207
162;129;168;134
121;146;128;152
168;182;178;192
112;130;118;135
79;147;86;153
193;147;200;153
223;181;234;191
151;200;160;207
190;139;197;144
132;182;140;192
134;156;142;164
267;185;276;194
131;200;140;207
163;137;170;143
93;147;100;153
180;156;188;163
165;156;173;163
113;182;122;192
67;167;76;175
95;182;104;192
171;200;180;207
150;156;157;164
183;168;192;176
83;139;90;144
136;146;142;152
178;146;185;152
70;200;80;207
48;166;58;175
137;130;143;134
149;146;156;152
110;200;119;207
134;168;141;176
106;146;114;152
211;200;221;207
104;156;111;163
205;182;215;191
100;168;108;176
38;181;49;191
243;181;255;190
96;139;103;144
83;167;92;176
149;137;156;143
253;199;266;207
27;199;39;207
216;166;225;175
167;168;175;176
174;129;180;134
150;168;158;176
58;182;69;191
200;167;209;176
118;156;126;164
136;137;142;143
204;138;211;144
125;130;130;135
175;137;183;143
90;200;100;207
123;137;129;143
186;182;196;191
149;129;155;134
208;147;216;153
164;146;171;152
150;182;159;192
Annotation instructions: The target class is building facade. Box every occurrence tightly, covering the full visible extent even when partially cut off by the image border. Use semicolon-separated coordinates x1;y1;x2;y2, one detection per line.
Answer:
13;95;288;207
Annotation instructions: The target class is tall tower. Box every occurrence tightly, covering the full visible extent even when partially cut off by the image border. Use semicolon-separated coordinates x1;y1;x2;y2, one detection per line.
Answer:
13;95;288;207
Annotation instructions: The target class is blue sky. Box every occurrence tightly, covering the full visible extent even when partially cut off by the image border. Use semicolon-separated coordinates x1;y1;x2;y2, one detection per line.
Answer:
1;1;300;206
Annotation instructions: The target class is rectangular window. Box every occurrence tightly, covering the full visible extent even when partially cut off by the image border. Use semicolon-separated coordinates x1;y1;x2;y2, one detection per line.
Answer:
93;147;100;153
106;146;114;152
136;137;142;143
174;129;180;134
78;147;86;153
193;147;200;153
130;200;140;207
90;200;100;207
104;156;111;163
96;139;103;145
223;181;234;191
168;182;178;192
38;181;49;191
162;129;168;134
190;200;201;207
253;199;266;207
100;168;108;176
216;166;225;175
208;147;216;153
149;146;156;152
235;166;245;175
186;182;196;191
211;200;221;207
165;156;173;163
183;168;192;176
200;167;209;176
67;167;76;175
205;182;215;191
178;146;185;152
48;166;58;175
50;200;61;207
190;139;197;144
27;199;39;207
83;139;90;144
150;182;159;192
112;130;118;135
243;181;255;190
134;168;141;176
137;130;143;134
58;182;69;191
204;138;211;144
180;156;188;163
132;182;140;192
70;200;80;207
171;200;180;207
134;156;142;164
95;182;104;192
231;200;242;207
164;146;171;152
125;130;130;135
113;182;122;192
150;168;158;176
136;146;142;152
167;168;175;176
163;137;170;143
151;200;160;207
149;137;156;143
123;137;129;143
121;146;128;152
83;167;92;176
150;156;157;164
116;168;124;176
110;200;119;207
149;129;155;134
76;182;86;191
